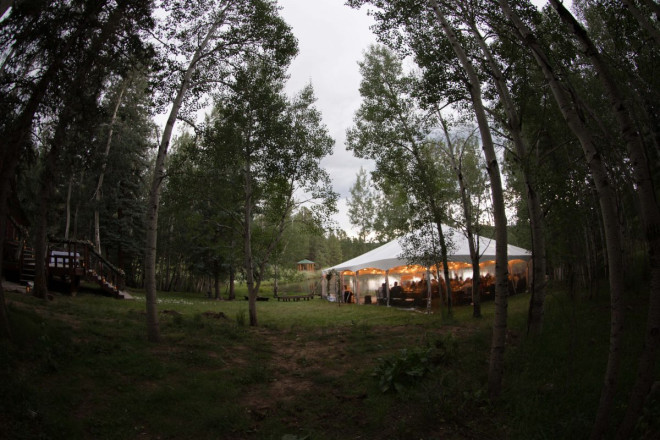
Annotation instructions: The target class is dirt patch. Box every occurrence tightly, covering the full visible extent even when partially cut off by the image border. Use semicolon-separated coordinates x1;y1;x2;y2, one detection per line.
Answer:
239;323;473;431
241;328;334;407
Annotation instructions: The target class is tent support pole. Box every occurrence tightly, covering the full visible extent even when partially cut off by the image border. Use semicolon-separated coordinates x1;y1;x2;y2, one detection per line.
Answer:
340;272;344;305
321;273;326;299
355;270;360;305
386;271;390;307
426;267;433;314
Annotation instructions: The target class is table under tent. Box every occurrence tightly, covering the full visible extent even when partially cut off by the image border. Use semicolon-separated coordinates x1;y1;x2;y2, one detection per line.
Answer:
321;225;531;308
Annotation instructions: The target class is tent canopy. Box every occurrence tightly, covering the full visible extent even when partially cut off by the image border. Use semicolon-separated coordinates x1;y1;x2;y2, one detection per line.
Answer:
324;225;531;274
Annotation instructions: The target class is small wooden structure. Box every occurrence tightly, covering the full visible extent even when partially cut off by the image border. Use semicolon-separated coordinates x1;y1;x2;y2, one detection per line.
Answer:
296;259;316;272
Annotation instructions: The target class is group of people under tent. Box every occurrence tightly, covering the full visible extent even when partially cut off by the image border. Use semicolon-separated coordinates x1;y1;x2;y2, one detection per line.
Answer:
341;270;529;307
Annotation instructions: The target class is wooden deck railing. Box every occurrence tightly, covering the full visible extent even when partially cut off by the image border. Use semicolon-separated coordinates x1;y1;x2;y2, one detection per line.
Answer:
48;239;126;291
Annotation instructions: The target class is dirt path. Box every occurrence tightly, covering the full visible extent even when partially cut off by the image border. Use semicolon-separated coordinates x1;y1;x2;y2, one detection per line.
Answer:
237;324;480;439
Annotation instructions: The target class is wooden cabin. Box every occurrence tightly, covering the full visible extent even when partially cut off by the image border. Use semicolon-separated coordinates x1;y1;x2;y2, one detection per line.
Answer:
2;189;30;283
2;189;130;298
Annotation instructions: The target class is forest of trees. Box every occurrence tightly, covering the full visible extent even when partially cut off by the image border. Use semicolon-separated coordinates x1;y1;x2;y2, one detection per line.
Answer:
1;1;658;438
0;0;384;333
341;1;658;437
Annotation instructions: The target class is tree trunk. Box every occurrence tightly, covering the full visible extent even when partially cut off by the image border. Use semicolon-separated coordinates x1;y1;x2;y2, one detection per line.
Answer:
72;170;83;240
229;264;235;300
23;0;126;300
526;181;547;333
33;145;59;300
243;156;257;326
213;260;221;300
253;197;295;301
273;263;279;297
620;0;660;46
498;1;627;436
167;258;179;292
117;206;124;273
437;221;453;316
0;183;12;339
545;1;660;437
94;80;127;254
466;19;547;332
429;0;509;400
64;176;73;240
0;29;72;325
439;116;481;317
144;17;224;342
0;0;12;18
33;85;84;299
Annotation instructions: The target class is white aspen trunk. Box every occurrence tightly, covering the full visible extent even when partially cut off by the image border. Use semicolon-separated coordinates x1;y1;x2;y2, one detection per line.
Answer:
0;1;12;19
439;117;481;318
466;21;547;333
244;154;258;326
498;1;627;436
253;187;296;301
144;17;224;342
429;0;509;399
94;81;126;254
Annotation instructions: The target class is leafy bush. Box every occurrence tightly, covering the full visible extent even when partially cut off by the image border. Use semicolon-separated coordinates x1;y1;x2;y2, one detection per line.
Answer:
373;347;435;394
372;334;457;394
432;333;458;363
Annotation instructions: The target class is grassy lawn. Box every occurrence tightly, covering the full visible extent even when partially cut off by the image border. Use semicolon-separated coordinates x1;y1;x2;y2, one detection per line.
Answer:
1;283;657;439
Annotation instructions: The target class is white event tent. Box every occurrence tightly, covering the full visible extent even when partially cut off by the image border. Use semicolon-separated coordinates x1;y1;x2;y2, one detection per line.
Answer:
321;225;531;306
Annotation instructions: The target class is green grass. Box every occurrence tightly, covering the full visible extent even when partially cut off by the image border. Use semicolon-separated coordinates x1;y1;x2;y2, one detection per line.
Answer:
1;283;657;439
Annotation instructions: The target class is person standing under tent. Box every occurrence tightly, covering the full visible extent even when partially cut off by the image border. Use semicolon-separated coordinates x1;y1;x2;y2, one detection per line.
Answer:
343;284;353;303
390;281;403;299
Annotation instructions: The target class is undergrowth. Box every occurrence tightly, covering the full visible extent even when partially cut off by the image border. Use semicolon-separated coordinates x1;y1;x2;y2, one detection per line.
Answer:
1;285;657;439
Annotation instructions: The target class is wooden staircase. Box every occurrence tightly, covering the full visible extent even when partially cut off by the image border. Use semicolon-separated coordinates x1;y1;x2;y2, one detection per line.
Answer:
19;246;35;286
84;266;133;299
46;239;132;299
5;236;131;299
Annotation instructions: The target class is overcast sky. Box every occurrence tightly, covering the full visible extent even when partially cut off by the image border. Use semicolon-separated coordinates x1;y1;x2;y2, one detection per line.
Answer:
279;0;377;237
277;0;554;237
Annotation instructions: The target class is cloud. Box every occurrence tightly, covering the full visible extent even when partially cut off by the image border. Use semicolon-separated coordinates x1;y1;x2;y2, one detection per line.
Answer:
280;0;378;235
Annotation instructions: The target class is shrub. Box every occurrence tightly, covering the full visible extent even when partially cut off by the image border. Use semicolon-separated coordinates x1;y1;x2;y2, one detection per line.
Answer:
373;346;436;394
372;334;457;394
